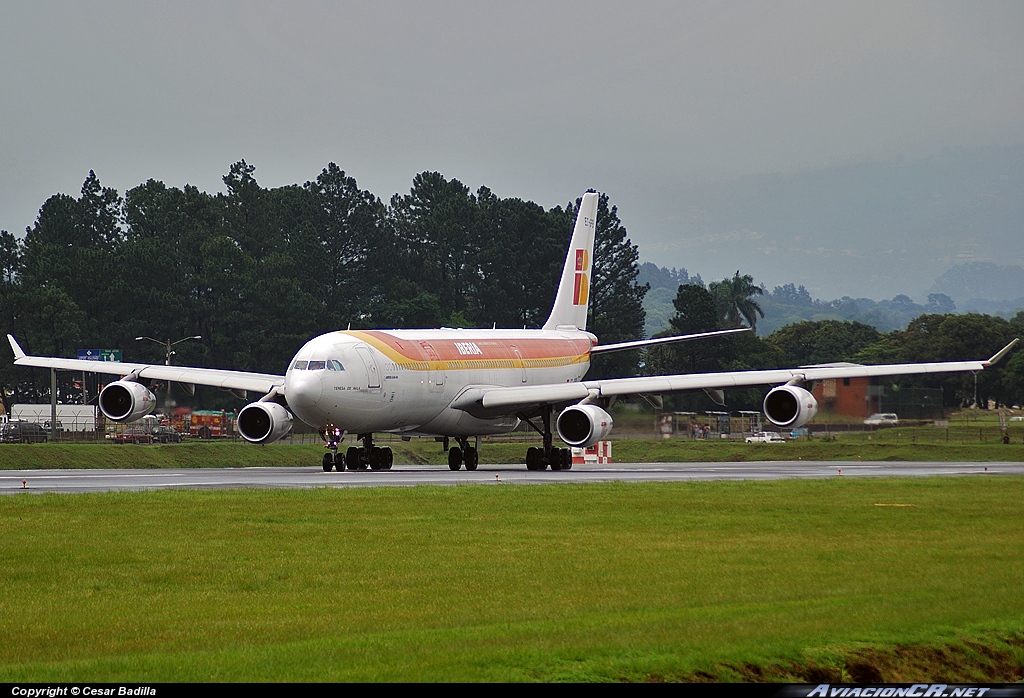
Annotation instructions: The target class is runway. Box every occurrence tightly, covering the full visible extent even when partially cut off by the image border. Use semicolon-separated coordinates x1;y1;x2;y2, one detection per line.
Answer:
3;461;1024;494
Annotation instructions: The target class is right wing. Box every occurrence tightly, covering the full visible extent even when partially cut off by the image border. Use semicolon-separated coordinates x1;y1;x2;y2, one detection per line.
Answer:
8;335;284;395
463;339;1019;413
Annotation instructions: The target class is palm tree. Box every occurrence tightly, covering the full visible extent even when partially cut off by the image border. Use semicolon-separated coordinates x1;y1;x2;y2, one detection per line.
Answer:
709;271;764;330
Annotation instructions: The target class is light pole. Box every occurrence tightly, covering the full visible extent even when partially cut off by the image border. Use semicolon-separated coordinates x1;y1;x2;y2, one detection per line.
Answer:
135;335;202;412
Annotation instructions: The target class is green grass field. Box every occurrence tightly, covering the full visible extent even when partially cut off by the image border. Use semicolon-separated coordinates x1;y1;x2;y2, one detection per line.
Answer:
2;477;1023;681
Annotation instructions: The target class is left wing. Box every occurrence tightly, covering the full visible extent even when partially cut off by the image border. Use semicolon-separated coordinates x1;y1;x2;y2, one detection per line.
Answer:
470;339;1019;412
8;335;284;395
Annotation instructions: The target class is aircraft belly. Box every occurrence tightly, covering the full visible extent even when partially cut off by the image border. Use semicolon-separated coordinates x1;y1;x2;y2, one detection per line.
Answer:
416;409;520;437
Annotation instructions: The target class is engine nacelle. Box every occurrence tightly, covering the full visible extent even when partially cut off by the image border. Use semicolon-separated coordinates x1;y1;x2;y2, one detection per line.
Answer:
99;380;157;422
237;401;293;445
763;385;819;429
556;404;614;448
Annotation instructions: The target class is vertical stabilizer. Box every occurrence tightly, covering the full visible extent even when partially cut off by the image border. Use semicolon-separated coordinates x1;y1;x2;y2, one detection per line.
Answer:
543;192;599;331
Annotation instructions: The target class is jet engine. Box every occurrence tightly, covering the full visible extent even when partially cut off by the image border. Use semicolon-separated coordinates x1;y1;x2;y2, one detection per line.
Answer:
99;380;157;422
237;401;293;445
763;385;818;428
556;404;614;448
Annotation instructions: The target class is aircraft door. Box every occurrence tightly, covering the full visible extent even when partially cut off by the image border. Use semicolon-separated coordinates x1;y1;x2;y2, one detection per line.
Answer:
355;345;381;389
419;342;445;393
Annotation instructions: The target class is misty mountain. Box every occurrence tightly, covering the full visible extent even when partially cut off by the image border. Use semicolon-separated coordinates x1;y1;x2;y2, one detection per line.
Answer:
929;262;1024;305
639;145;1024;301
641;261;1024;337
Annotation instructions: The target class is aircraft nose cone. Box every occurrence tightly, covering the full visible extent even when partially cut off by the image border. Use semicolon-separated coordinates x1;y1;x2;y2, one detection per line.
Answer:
287;372;324;409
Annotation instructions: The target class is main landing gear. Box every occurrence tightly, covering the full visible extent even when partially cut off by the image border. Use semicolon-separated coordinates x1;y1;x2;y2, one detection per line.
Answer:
321;431;393;471
520;405;572;471
444;436;479;471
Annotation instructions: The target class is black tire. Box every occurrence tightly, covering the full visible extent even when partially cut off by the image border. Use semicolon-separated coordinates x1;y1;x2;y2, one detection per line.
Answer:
464;446;478;471
322;453;335;472
550;449;562;471
370;446;385;470
448;446;463;471
346;446;364;470
384;447;393;470
561;448;573;471
526;447;545;471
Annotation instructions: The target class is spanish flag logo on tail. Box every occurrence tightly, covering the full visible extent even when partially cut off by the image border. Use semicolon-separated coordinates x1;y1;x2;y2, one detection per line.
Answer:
543;191;598;331
573;249;589;305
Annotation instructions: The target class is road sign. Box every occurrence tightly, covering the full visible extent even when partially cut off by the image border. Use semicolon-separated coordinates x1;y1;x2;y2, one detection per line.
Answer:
77;349;121;362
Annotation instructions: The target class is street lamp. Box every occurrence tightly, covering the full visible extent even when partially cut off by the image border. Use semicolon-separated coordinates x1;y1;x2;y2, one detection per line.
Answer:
135;335;202;411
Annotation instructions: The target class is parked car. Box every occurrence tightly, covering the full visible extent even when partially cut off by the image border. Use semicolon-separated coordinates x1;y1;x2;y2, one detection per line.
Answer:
745;431;786;443
864;413;899;426
114;426;153;444
0;421;48;443
151;425;183;444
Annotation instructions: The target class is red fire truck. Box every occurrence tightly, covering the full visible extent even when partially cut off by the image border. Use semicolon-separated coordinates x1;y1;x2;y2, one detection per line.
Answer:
171;408;236;438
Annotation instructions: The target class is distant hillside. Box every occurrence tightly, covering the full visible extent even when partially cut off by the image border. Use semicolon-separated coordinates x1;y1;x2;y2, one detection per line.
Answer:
637;263;704;337
929;262;1024;304
640;265;1024;337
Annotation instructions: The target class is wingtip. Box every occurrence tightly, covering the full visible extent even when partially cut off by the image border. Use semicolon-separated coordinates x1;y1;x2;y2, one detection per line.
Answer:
984;338;1019;367
7;334;25;360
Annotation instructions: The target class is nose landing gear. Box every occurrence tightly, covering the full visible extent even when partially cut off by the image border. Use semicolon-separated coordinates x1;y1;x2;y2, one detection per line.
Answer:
321;425;343;472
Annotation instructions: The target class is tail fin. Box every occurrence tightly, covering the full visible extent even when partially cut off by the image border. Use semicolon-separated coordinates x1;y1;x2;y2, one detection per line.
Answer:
543;192;599;331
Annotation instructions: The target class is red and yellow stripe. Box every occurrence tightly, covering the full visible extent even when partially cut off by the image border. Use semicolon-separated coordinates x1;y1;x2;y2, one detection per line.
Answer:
343;331;591;372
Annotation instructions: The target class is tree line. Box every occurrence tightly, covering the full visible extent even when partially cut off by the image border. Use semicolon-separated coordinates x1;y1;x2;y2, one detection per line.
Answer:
2;162;1021;413
0;163;647;406
647;282;1024;411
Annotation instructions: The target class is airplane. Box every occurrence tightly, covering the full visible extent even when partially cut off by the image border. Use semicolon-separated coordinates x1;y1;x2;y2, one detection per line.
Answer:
7;192;1019;472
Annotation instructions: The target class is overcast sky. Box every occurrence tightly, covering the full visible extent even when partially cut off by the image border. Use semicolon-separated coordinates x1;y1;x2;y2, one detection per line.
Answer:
2;1;1022;298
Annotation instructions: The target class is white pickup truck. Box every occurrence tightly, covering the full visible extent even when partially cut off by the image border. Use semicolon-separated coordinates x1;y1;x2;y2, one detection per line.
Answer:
745;431;786;443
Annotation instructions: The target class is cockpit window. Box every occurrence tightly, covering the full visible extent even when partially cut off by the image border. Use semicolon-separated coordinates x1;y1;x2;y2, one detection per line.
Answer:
292;360;308;370
307;360;327;371
328;360;345;371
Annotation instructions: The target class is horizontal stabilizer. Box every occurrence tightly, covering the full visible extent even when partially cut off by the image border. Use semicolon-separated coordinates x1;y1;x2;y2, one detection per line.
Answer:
591;328;749;355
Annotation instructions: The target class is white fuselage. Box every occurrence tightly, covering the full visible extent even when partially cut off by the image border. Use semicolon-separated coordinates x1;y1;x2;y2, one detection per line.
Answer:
283;328;595;436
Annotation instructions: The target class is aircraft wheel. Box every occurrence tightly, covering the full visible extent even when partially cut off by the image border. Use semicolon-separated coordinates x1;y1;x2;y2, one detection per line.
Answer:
383;447;394;470
550;449;562;471
464;446;478;471
526;447;545;471
561;448;573;471
322;453;335;472
370;446;387;470
345;447;364;471
448;446;463;471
